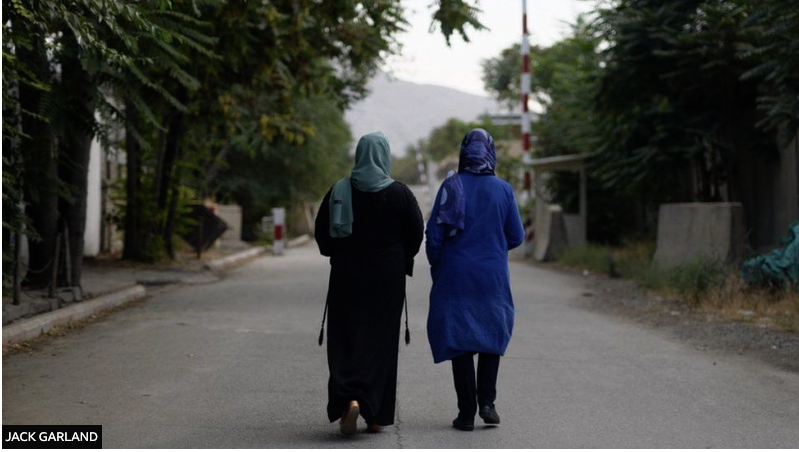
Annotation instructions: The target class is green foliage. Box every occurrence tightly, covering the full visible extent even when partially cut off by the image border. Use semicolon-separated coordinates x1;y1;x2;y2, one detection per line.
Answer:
213;96;353;240
419;117;512;163
423;118;472;162
2;0;189;279
739;0;799;137
482;1;799;244
667;258;727;303
430;0;487;45
559;243;726;303
481;44;522;111
392;148;423;186
531;17;602;159
559;245;615;275
593;0;777;201
3;0;489;275
482;18;644;243
630;258;728;305
495;153;523;189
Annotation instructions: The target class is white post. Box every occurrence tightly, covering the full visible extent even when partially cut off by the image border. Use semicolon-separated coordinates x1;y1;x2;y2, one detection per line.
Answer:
272;207;285;256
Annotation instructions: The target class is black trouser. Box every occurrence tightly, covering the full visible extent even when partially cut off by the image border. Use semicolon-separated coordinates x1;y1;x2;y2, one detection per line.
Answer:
451;352;500;420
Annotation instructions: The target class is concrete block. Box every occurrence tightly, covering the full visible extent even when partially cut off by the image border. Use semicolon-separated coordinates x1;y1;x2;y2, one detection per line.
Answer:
215;204;243;245
564;213;587;249
534;205;569;262
653;203;746;268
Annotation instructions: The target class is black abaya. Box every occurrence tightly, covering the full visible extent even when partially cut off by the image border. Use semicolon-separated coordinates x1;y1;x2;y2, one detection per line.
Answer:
315;181;424;426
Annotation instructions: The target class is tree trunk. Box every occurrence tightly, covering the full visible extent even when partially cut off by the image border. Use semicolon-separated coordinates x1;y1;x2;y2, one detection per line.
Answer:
158;99;186;257
18;32;59;289
57;34;95;287
158;109;184;210
123;95;143;260
164;165;183;258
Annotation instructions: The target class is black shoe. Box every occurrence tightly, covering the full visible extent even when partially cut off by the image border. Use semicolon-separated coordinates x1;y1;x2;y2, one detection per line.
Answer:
479;406;500;425
452;416;475;431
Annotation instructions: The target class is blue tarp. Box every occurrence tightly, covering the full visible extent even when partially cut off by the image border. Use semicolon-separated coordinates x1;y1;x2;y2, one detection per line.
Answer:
742;222;799;289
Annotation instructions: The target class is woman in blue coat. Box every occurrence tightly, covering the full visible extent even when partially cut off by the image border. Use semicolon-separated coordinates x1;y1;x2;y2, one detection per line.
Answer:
426;128;524;431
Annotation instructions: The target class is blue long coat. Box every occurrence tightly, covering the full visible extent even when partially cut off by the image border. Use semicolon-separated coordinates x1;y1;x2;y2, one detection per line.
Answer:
426;173;524;363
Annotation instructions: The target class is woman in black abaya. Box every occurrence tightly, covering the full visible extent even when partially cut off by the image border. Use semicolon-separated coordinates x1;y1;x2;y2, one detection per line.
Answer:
315;132;424;436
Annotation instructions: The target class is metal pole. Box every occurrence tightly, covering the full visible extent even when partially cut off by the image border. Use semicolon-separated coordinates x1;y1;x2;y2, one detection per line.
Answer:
580;165;588;245
50;233;61;299
12;231;21;305
520;0;535;257
521;0;532;203
63;224;72;288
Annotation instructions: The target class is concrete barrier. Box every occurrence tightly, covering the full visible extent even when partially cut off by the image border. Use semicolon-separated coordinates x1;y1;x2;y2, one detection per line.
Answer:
534;204;569;262
3;285;146;346
653;203;746;267
215;204;244;246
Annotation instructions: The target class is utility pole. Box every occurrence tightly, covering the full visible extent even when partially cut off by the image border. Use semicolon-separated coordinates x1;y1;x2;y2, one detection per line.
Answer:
521;0;532;203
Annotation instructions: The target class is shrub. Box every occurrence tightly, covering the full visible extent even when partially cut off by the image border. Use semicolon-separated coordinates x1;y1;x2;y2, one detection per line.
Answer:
668;258;727;304
558;243;726;302
559;246;614;275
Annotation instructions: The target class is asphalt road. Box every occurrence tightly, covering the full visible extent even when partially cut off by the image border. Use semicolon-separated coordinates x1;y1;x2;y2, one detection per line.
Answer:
3;245;799;448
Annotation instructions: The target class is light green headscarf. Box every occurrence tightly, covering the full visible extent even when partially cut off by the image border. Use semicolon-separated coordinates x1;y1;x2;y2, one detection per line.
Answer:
329;132;395;237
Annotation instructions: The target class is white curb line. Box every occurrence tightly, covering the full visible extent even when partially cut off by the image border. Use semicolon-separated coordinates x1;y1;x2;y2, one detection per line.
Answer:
287;234;312;248
3;284;147;346
204;246;268;272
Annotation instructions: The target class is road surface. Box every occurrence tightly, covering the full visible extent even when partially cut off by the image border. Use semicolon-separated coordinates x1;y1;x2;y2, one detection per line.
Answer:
4;245;799;447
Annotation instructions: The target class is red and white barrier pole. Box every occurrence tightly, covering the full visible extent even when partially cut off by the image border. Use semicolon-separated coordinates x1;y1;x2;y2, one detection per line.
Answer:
521;0;535;257
521;0;532;203
272;207;285;256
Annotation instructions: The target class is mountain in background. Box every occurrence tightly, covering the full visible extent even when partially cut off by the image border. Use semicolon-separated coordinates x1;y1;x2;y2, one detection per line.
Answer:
345;72;501;156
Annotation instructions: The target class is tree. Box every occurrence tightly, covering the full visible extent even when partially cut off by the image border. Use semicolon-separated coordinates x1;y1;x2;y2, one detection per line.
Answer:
391;146;424;186
430;0;488;45
419;118;511;163
481;19;641;243
163;0;490;245
592;0;774;204
114;5;219;260
3;0;491;289
3;0;186;284
740;0;799;139
212;96;353;240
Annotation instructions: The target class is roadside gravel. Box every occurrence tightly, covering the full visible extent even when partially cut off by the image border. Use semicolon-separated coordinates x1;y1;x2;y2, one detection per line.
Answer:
542;264;799;373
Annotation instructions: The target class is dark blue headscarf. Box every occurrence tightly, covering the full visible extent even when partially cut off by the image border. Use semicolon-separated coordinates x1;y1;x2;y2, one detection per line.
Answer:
436;128;496;236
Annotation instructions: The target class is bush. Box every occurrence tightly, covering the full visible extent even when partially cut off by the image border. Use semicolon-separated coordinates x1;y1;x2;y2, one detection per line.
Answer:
559;242;654;279
668;258;727;304
558;243;797;330
558;243;726;303
559;245;614;275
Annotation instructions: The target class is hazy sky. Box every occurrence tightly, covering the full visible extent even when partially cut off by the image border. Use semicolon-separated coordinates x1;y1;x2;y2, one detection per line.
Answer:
383;0;597;96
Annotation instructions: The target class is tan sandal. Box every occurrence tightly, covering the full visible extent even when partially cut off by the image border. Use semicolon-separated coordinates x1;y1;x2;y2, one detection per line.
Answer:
340;400;359;436
367;424;382;433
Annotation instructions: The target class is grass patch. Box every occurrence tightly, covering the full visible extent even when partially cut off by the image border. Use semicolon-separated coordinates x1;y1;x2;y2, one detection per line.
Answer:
559;246;614;275
700;274;799;333
634;258;726;304
559;241;655;280
559;243;799;333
